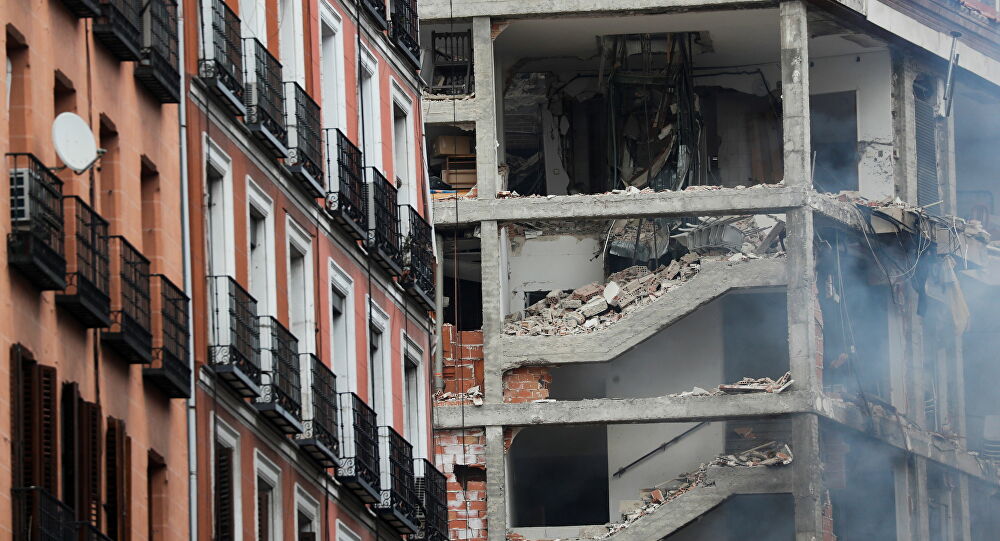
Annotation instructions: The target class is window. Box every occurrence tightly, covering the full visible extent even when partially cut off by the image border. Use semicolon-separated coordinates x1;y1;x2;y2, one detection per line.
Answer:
278;0;305;84
359;50;380;168
287;218;314;352
329;259;355;393
248;181;275;315
810;92;859;193
392;100;414;208
147;451;167;541
206;143;235;277
61;382;102;526
319;8;345;132
141;158;161;259
254;452;282;541
337;520;361;541
403;350;421;447
368;303;390;420
214;420;241;541
100;119;121;229
6;31;27;149
11;345;57;493
295;485;320;541
239;0;266;42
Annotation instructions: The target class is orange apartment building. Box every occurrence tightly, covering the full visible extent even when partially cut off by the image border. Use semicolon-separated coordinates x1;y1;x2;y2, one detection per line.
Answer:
2;0;442;540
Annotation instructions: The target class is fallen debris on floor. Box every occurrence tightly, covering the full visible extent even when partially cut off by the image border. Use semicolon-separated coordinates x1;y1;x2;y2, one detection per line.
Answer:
433;385;484;406
666;372;793;398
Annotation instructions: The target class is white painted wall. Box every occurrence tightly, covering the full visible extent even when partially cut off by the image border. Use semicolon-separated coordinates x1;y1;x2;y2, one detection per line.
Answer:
505;234;605;314
810;50;895;200
605;300;726;519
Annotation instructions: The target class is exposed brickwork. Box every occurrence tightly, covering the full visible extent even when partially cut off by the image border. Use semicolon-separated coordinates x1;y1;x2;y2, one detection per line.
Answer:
502;366;551;403
438;325;485;404
822;490;837;541
435;429;488;541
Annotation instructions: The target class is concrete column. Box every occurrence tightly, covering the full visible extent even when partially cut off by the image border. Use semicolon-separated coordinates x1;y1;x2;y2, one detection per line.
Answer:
914;457;931;541
472;17;499;198
484;425;508;541
792;413;824;541
780;0;811;187
480;220;504;403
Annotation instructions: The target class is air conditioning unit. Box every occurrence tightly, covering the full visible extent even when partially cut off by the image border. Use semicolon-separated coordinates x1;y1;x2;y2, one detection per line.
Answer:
9;167;39;223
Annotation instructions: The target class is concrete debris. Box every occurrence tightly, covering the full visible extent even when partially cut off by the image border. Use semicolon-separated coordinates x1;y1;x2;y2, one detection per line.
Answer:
434;385;484;406
492;183;783;199
665;372;793;397
594;442;793;539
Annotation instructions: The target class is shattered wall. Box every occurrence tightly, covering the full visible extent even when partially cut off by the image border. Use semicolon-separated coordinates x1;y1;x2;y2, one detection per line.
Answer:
435;428;488;541
436;325;485;402
506;229;606;314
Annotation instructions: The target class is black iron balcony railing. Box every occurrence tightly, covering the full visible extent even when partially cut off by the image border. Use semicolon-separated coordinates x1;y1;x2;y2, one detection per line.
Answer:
208;275;262;397
198;0;245;115
58;0;101;18
429;31;473;95
135;0;180;103
413;459;448;541
56;197;110;328
143;275;191;399
255;316;303;433
336;392;380;503
7;153;66;291
285;82;324;197
401;206;434;310
77;521;113;541
243;38;288;158
93;0;143;61
295;354;340;467
375;426;419;534
13;486;77;541
367;169;403;277
390;0;420;68
325;129;368;241
102;236;153;364
361;0;388;30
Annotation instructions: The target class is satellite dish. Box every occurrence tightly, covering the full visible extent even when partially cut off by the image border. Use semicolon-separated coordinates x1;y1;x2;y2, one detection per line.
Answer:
52;112;100;174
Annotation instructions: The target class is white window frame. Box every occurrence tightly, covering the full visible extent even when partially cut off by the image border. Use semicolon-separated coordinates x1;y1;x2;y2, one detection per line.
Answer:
239;0;267;43
293;484;320;536
286;216;316;353
329;258;357;393
319;3;347;134
247;178;277;316
212;418;243;539
278;0;306;84
358;46;382;170
390;80;418;212
254;450;283;541
367;298;391;422
336;520;361;541
205;137;236;278
401;334;427;457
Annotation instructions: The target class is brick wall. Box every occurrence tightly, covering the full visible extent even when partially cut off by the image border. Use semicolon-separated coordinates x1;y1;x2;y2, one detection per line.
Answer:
435;429;488;541
438;325;485;402
502;366;551;403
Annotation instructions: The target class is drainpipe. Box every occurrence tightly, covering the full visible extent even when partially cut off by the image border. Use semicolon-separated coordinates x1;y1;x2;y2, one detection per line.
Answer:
176;3;198;541
434;232;445;391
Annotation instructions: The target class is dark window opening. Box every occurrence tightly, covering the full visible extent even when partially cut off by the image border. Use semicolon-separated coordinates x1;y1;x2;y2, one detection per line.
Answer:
214;441;235;541
147;450;167;541
810;91;859;193
140;157;161;262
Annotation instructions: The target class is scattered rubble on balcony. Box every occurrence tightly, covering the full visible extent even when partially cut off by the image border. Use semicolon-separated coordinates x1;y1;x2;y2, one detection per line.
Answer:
667;371;793;397
434;385;484;406
593;442;793;539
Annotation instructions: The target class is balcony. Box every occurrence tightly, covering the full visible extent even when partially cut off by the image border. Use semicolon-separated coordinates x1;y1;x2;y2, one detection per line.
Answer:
336;392;381;503
390;0;420;68
243;38;288;159
93;0;143;61
7;153;66;291
208;276;262;397
375;426;419;534
143;275;191;398
198;0;245;115
413;459;449;541
135;0;180;103
325;129;368;241
295;354;340;467
429;31;473;95
401;206;435;310
102;236;152;364
367;169;403;277
361;0;389;30
12;486;77;541
255;316;303;433
58;0;101;18
284;83;324;198
56;197;110;328
77;521;113;541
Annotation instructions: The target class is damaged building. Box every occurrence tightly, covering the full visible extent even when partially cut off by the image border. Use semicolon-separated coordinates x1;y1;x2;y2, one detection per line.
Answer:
419;0;1000;540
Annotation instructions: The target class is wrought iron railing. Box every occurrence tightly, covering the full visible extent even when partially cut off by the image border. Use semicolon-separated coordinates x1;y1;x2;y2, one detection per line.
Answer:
376;426;419;533
103;236;152;364
429;31;473;95
57;196;110;328
208;275;262;397
7;153;66;290
93;0;143;60
198;0;245;114
413;459;448;541
12;486;77;541
285;82;324;197
256;316;302;432
135;0;180;103
336;392;380;503
361;0;388;29
58;0;101;18
243;38;288;157
144;274;191;398
390;0;420;66
296;354;340;466
368;169;403;275
325;128;368;240
402;205;434;309
77;521;113;541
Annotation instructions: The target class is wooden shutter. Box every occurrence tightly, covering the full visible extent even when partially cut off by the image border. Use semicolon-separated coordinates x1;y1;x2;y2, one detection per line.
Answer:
214;442;235;541
915;96;940;213
62;383;81;512
79;400;103;527
257;481;271;541
37;365;58;495
10;345;57;494
106;418;131;540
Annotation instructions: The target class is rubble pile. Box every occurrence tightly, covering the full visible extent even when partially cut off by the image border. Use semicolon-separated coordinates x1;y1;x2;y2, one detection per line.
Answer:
494;182;782;199
667;371;793;398
433;385;484;406
595;442;793;539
